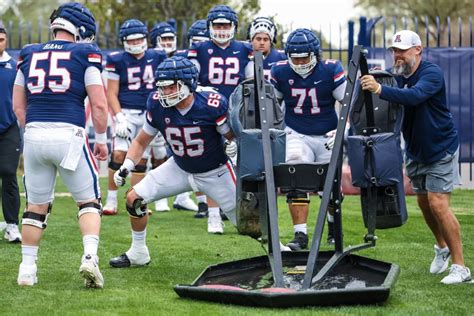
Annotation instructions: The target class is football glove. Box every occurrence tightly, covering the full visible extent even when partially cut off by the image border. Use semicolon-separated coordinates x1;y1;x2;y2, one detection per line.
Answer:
324;129;337;151
225;140;237;158
115;112;130;139
113;159;135;187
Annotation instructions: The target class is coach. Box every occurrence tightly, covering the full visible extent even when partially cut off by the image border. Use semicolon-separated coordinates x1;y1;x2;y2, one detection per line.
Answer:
0;24;21;243
360;30;470;284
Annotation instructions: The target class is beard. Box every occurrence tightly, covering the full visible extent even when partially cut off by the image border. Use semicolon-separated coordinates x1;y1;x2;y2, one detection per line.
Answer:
392;56;417;77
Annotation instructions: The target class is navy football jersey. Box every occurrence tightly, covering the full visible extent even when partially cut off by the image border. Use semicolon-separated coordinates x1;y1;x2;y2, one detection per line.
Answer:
17;40;103;128
187;40;253;99
146;90;229;173
105;49;167;110
270;59;346;135
263;48;287;80
173;49;189;58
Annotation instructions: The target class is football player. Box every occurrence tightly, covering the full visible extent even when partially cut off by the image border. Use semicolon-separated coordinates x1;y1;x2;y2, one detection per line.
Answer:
247;17;286;79
270;28;347;250
109;56;237;268
187;19;209;46
187;5;254;100
150;22;177;57
13;2;108;287
102;19;167;215
148;21;199;212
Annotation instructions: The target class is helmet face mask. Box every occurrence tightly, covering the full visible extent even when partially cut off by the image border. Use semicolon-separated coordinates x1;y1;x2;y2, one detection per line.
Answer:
156;80;191;107
158;35;177;55
120;19;148;55
123;35;147;55
207;5;238;45
285;28;321;76
209;22;234;44
288;53;317;75
154;56;198;108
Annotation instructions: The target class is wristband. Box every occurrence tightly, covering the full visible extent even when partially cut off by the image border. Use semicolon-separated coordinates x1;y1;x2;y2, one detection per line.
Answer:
122;158;136;172
95;132;107;144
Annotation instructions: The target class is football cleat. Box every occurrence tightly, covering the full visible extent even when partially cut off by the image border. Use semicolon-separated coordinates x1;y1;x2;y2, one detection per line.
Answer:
102;200;118;216
17;263;38;286
194;202;208;218
79;254;104;288
286;232;309;251
208;214;224;234
173;194;198;212
155;198;170;212
109;247;151;268
4;224;22;242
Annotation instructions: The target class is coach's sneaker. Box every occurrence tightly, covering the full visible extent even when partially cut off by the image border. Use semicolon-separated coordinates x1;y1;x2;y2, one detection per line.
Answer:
109;246;151;268
194;202;209;218
286;232;309;251
79;254;104;288
102;200;118;216
155;198;170;212
208;214;224;234
17;263;37;286
440;264;472;284
4;224;22;242
430;244;451;274
173;193;198;212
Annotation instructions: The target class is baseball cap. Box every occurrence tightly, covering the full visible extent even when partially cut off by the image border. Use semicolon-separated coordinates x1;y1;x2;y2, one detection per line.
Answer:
389;30;421;50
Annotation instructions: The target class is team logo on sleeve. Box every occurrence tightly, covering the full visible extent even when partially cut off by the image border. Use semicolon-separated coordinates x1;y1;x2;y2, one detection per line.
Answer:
288;79;294;85
88;53;102;63
165;117;171;124
208;49;214;54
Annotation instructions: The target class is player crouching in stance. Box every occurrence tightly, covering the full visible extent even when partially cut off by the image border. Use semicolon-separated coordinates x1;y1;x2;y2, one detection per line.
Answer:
13;2;108;287
109;56;237;268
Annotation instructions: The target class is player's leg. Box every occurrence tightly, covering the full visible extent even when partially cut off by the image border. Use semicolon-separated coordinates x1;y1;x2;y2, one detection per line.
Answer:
194;192;209;218
110;157;192;267
103;145;126;215
18;130;58;286
60;143;104;288
284;128;314;250
313;135;337;245
149;133;170;212
196;161;237;234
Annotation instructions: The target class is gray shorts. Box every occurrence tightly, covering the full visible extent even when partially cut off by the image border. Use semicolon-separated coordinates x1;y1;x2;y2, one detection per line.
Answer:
405;148;460;194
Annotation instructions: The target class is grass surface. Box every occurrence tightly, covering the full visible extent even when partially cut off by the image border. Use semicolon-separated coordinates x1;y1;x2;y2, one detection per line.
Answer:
0;177;473;315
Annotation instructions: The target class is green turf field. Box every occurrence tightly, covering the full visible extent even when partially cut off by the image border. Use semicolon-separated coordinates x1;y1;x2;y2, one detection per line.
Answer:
0;177;473;315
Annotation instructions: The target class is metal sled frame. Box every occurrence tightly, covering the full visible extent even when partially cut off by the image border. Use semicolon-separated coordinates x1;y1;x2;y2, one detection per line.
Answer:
174;47;400;307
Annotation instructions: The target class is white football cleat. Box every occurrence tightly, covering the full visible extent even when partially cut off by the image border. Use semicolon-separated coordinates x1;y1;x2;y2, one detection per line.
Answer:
173;193;198;212
208;214;224;234
4;224;21;242
102;200;118;216
155;198;170;212
79;254;104;288
0;221;6;231
17;263;38;286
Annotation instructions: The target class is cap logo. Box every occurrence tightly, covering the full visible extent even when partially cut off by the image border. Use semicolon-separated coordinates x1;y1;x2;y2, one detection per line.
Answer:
394;35;402;42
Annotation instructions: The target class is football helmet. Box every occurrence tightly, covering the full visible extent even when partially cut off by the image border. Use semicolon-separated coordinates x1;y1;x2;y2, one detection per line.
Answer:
49;2;96;42
207;5;238;44
119;19;148;55
247;17;277;44
155;56;198;108
285;28;321;75
187;19;209;46
150;22;177;54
